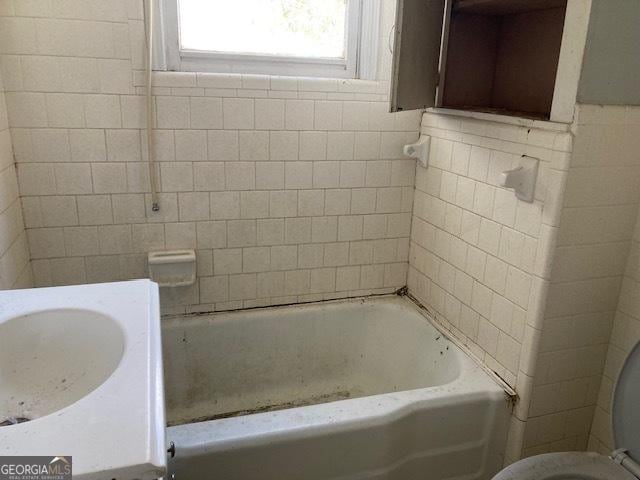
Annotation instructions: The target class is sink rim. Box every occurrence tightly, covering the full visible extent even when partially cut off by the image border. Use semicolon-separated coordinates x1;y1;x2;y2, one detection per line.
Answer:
0;280;166;480
0;307;127;427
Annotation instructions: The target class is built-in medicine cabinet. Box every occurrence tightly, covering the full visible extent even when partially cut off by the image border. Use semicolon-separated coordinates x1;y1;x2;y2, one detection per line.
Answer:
391;0;589;123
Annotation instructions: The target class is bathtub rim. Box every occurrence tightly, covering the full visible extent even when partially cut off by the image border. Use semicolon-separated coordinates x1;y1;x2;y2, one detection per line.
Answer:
164;293;514;479
167;383;507;450
163;292;517;400
403;292;518;398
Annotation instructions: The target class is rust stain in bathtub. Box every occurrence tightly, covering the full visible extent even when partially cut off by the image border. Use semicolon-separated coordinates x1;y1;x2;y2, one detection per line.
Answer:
168;390;354;427
171;329;223;408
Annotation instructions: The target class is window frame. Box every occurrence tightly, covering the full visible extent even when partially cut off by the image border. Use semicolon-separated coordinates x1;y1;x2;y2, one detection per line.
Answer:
155;0;380;80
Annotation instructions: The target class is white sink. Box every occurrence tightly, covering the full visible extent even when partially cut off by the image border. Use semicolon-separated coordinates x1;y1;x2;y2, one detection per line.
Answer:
0;280;166;480
0;309;125;421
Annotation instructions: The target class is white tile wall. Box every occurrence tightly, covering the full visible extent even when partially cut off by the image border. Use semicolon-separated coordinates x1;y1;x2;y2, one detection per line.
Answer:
568;106;640;456
409;112;571;388
0;62;31;289
407;105;640;463
0;0;421;313
522;105;640;458
408;110;577;463
4;0;639;468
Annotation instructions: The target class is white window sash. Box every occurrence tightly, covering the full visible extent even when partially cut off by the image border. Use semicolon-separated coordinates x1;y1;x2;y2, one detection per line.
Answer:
154;0;380;80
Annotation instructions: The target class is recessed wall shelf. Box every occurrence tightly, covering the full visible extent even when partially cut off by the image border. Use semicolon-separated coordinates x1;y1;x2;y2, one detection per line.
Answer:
390;0;590;123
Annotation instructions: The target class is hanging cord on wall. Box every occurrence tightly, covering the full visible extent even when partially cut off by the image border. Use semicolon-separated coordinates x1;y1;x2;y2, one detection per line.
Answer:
144;0;160;212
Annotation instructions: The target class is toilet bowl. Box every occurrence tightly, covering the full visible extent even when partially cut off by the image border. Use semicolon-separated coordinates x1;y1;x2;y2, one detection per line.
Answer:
492;451;636;479
493;340;640;480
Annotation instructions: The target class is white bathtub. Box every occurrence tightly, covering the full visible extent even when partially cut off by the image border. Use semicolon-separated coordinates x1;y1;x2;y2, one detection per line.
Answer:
163;296;510;480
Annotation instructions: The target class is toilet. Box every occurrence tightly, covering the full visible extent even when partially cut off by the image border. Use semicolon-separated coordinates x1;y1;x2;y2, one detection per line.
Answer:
493;340;640;480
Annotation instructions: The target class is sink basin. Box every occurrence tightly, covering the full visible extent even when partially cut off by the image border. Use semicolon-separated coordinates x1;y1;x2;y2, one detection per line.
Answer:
0;280;166;480
0;309;125;422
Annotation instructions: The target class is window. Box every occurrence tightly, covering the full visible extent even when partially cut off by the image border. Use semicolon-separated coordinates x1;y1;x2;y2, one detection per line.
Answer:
157;0;380;79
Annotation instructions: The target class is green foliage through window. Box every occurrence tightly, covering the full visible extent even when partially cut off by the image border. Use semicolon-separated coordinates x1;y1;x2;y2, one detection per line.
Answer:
179;0;348;58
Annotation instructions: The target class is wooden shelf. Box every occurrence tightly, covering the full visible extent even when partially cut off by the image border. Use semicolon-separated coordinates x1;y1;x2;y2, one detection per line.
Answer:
454;0;566;15
442;106;549;121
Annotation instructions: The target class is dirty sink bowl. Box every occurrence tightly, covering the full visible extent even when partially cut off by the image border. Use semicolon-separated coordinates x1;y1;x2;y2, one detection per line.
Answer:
0;309;125;422
0;280;166;480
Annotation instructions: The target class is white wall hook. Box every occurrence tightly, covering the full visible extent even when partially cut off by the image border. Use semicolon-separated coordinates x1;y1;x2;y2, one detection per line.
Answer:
500;156;539;203
403;136;431;168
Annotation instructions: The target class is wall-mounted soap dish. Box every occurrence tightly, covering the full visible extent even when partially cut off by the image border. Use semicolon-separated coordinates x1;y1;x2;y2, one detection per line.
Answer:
148;250;196;287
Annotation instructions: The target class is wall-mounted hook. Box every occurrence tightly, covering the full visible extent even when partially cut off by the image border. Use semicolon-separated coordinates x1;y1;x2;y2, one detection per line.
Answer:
403;136;431;168
500;156;539;203
167;441;176;458
388;24;396;54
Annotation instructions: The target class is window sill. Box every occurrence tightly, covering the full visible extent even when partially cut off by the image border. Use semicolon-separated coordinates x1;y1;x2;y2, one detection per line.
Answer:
426;107;571;132
133;71;389;98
